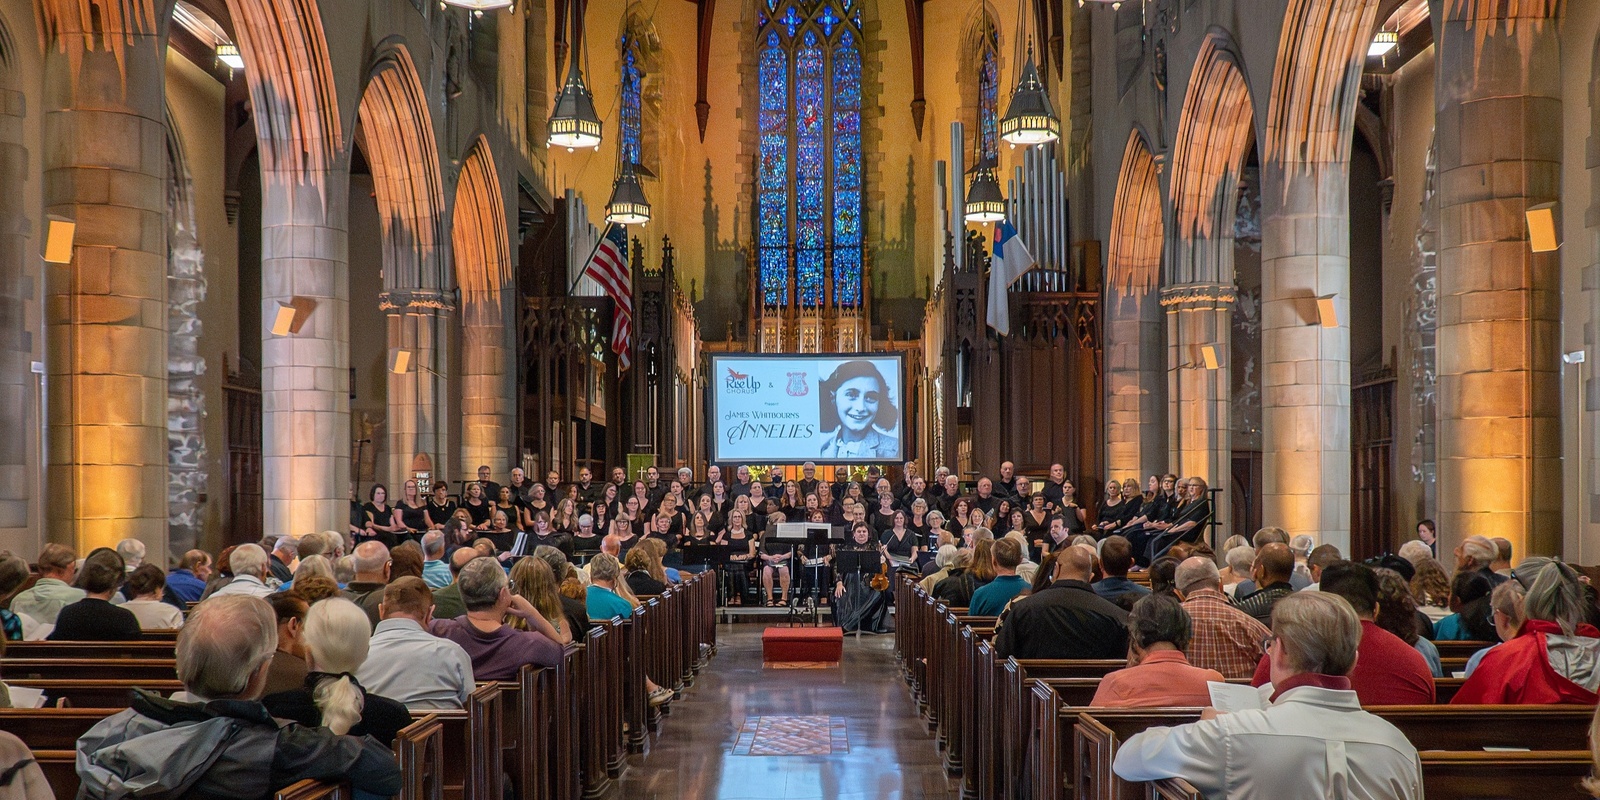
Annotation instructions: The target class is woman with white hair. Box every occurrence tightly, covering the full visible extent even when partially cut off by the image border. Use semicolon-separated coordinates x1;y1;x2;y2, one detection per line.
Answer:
919;544;959;594
1452;559;1600;704
262;598;411;745
1220;546;1255;597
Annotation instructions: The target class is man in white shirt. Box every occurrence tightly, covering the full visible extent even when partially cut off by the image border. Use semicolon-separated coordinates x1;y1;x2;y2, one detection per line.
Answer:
357;577;475;710
1112;591;1422;799
11;543;85;624
209;544;275;599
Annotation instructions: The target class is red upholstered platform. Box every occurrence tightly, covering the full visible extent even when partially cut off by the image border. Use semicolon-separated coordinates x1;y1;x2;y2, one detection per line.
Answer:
763;626;844;664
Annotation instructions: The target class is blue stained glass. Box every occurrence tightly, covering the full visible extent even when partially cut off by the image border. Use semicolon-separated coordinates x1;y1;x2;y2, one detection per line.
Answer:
758;33;789;306
753;2;863;312
779;5;804;37
619;42;642;169
979;35;999;161
818;5;841;36
796;32;825;307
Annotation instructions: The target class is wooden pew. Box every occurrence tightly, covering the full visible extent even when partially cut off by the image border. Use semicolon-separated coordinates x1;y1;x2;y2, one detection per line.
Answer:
0;658;176;681
1432;640;1493;661
1143;752;1595;800
6;679;182;708
33;749;77;800
395;714;444;800
1080;705;1597;800
3;640;179;659
275;780;351;800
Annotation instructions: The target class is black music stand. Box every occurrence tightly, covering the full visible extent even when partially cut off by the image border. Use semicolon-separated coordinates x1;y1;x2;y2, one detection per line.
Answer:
683;542;732;605
793;525;845;626
833;549;883;639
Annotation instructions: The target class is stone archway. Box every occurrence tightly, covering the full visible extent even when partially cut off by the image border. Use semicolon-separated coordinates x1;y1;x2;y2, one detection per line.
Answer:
1162;33;1255;534
1258;0;1381;551
452;137;514;481
1104;130;1164;481
354;44;451;490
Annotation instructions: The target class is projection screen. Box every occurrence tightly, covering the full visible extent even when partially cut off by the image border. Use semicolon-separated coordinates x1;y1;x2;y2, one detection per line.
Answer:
709;353;905;464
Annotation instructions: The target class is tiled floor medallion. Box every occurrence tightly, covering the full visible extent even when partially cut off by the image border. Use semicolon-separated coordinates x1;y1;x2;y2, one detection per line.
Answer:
731;715;849;756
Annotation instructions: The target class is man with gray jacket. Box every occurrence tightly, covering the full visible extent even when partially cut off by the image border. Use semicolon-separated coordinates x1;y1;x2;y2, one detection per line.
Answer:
74;595;400;800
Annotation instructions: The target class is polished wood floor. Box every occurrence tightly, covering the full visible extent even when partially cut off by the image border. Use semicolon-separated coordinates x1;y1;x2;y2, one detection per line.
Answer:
609;623;958;799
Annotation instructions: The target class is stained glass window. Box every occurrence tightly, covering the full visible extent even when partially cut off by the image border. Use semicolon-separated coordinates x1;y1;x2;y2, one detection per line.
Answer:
619;37;643;169
755;0;865;309
978;31;999;163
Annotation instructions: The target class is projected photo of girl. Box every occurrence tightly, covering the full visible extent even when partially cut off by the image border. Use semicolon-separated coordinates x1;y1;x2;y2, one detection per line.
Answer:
818;360;900;459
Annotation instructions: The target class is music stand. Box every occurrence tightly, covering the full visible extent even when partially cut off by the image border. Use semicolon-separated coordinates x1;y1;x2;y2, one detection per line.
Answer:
833;549;883;640
682;542;731;605
763;525;806;622
795;524;844;626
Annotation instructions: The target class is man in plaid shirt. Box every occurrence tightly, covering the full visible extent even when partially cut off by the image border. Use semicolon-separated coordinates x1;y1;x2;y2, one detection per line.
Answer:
1174;556;1270;679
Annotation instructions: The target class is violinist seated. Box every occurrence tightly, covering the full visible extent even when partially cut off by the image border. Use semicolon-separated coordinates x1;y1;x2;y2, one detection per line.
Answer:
833;522;890;634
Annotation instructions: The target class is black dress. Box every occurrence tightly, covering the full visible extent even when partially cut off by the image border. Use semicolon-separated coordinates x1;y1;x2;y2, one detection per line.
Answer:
461;499;493;527
361;503;398;548
832;543;890;634
426;498;458;528
880;530;918;570
396;502;429;542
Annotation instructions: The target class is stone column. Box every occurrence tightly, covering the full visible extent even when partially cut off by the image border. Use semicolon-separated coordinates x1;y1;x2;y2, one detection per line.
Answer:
1163;284;1232;531
383;291;451;488
260;177;351;538
1259;165;1352;551
41;4;169;558
1105;289;1166;480
1434;1;1563;557
460;291;515;477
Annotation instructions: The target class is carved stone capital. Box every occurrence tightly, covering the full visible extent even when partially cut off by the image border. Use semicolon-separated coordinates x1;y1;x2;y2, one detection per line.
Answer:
1159;282;1236;310
380;288;457;313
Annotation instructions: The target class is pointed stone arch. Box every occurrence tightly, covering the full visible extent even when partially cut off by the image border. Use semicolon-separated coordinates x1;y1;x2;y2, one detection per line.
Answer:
1257;0;1381;550
1161;33;1255;529
355;43;451;490
1104;130;1165;480
452;137;515;480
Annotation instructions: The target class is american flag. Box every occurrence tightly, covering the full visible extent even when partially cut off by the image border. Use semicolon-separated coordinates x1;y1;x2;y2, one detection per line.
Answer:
582;224;633;370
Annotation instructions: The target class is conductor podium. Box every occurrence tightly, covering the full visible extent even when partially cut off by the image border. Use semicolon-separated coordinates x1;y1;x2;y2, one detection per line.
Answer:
762;626;844;665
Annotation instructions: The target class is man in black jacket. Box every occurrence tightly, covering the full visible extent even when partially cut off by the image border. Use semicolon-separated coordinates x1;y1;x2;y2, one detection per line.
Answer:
994;544;1129;660
75;595;400;799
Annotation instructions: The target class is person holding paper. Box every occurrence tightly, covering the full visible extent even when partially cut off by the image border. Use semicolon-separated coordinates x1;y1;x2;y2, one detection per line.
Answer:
1090;595;1223;707
1112;592;1423;799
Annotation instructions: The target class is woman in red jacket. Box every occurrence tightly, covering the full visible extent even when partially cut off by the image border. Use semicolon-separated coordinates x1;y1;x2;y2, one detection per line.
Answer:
1452;559;1600;705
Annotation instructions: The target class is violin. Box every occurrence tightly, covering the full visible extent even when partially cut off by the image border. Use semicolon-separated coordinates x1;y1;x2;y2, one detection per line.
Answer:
870;559;890;591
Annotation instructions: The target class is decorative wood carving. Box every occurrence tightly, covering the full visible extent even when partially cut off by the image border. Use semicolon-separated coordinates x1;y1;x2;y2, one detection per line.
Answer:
905;0;927;139
691;0;716;142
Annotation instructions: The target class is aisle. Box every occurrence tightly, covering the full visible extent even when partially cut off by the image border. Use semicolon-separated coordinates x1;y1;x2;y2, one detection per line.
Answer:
609;623;958;800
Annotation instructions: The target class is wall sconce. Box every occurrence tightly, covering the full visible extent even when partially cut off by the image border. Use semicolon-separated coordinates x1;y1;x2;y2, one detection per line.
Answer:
270;297;316;336
389;348;413;374
1316;295;1339;328
1182;344;1221;370
1526;202;1560;252
43;217;76;264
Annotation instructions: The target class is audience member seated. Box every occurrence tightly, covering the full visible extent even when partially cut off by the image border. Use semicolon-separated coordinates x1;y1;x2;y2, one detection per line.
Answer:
1462;580;1525;678
969;538;1029;616
0;729;49;798
430;547;480;620
1302;544;1342;591
430;556;564;680
1454;559;1600;704
931;549;978;607
1408;555;1452;622
585;553;635;621
265;593;311;695
166;549;213;604
268;536;298;584
1091;594;1223;707
1231;528;1311;594
1230;543;1295;626
1174;557;1270;680
50;550;140;641
290;575;343;606
1251;562;1434;704
1490;537;1514;576
208;543;274;599
1432;569;1497;641
342;541;393;626
74;595;400;799
122;564;185;630
357;577;475;709
1220;546;1253;597
0;552;34;640
420;531;452;588
625;547;668;596
264;598;411;747
994;544;1128;660
1453;534;1507;587
919;544;958;595
10;543;83;624
510;558;575;644
1372;567;1442;678
1112;592;1422;799
1092;535;1149;610
532;546;590;643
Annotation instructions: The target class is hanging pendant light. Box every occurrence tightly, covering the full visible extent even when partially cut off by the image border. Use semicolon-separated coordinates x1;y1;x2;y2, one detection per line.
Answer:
548;0;602;151
439;0;513;15
999;48;1060;147
964;158;1006;223
606;161;651;225
548;62;602;150
215;43;245;70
